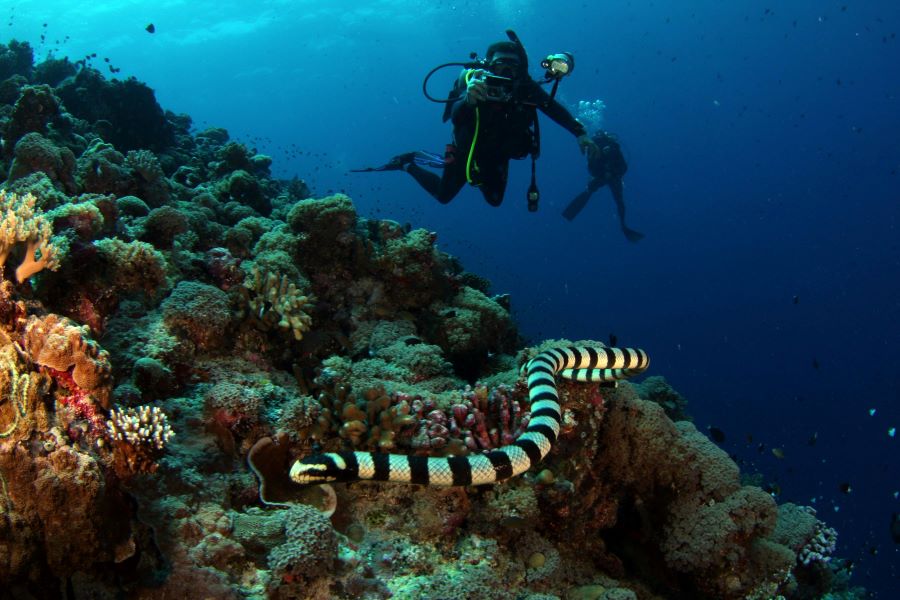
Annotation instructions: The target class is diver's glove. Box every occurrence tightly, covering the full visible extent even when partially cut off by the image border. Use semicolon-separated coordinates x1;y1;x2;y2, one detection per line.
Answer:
465;69;487;105
577;134;601;159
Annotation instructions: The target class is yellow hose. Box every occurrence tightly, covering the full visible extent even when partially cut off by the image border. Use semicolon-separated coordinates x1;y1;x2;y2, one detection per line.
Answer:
463;69;481;185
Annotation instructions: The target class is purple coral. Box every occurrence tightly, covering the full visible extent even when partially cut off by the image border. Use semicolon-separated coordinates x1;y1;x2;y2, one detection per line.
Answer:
797;507;838;566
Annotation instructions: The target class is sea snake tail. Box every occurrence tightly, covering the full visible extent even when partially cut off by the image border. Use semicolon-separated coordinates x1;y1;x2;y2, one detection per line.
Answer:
289;345;649;487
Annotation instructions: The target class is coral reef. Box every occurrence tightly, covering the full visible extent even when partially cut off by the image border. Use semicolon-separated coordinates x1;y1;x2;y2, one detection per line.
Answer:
0;39;863;600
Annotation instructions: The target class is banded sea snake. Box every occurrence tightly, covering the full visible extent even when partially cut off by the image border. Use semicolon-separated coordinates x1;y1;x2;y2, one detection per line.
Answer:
290;345;649;487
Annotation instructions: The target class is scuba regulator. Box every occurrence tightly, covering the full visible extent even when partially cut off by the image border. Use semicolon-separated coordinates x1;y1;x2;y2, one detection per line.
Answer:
421;30;577;212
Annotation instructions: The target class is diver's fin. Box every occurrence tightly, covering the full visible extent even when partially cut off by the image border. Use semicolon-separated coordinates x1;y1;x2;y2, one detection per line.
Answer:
413;150;448;169
623;227;644;243
562;190;592;221
350;152;418;173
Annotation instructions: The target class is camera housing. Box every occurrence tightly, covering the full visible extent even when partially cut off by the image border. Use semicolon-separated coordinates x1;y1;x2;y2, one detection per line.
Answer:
481;73;514;103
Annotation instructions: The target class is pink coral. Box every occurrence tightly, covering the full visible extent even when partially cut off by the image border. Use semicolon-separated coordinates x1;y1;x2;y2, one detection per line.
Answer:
406;384;529;454
47;366;107;432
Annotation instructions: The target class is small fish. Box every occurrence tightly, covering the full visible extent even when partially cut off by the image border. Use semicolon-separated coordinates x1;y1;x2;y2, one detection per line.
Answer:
764;482;781;496
792;295;799;304
708;426;726;444
838;482;852;494
807;432;818;446
608;333;618;347
771;447;785;459
812;358;820;370
145;23;155;34
757;442;766;454
891;513;900;544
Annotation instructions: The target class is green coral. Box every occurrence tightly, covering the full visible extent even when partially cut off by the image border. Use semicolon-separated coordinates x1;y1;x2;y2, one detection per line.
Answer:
286;193;356;237
161;281;233;351
633;375;690;421
94;238;168;298
267;504;337;582
431;286;515;357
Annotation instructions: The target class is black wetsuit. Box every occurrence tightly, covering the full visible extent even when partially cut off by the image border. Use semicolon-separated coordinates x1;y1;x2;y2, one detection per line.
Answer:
406;73;586;207
587;131;627;196
562;131;643;242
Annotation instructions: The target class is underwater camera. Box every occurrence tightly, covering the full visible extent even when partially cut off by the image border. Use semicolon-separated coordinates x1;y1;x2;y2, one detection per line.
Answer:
479;72;515;103
421;30;575;105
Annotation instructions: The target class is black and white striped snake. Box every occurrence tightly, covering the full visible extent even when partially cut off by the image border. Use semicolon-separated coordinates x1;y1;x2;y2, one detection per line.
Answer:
290;345;649;486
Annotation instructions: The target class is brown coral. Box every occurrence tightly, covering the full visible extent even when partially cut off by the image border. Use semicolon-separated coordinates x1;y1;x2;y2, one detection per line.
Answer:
549;388;792;599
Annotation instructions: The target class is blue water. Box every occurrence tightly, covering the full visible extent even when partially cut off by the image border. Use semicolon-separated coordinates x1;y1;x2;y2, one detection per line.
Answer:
8;0;899;594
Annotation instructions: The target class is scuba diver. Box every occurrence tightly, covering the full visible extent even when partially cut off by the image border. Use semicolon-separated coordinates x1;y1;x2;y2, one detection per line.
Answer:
353;32;599;209
562;130;644;242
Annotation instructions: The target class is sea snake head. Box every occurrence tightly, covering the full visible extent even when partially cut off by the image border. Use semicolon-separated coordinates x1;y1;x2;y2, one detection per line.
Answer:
289;453;353;485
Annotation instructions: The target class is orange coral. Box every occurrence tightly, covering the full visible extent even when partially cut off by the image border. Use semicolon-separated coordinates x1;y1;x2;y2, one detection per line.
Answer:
22;313;112;408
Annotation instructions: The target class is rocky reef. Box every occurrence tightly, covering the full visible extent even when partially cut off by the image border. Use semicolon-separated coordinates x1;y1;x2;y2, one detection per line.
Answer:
0;40;864;599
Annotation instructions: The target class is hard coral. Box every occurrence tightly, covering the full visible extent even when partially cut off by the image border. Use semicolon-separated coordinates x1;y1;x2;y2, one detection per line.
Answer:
2;84;60;156
23;312;112;407
267;504;338;585
7;132;77;194
204;380;263;438
56;68;175;152
125;149;171;207
240;265;313;341
76;139;133;196
0;443;133;582
428;285;517;378
287;194;358;267
374;227;446;309
161;281;233;352
773;503;838;566
106;404;174;475
140;205;188;249
558;391;792;599
0;40;33;81
633;375;690;421
94;237;168;299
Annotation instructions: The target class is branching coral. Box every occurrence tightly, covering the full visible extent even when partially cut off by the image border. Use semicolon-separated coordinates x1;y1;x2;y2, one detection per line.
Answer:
773;503;838;566
294;369;531;460
0;190;61;283
105;404;174;474
241;265;313;341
